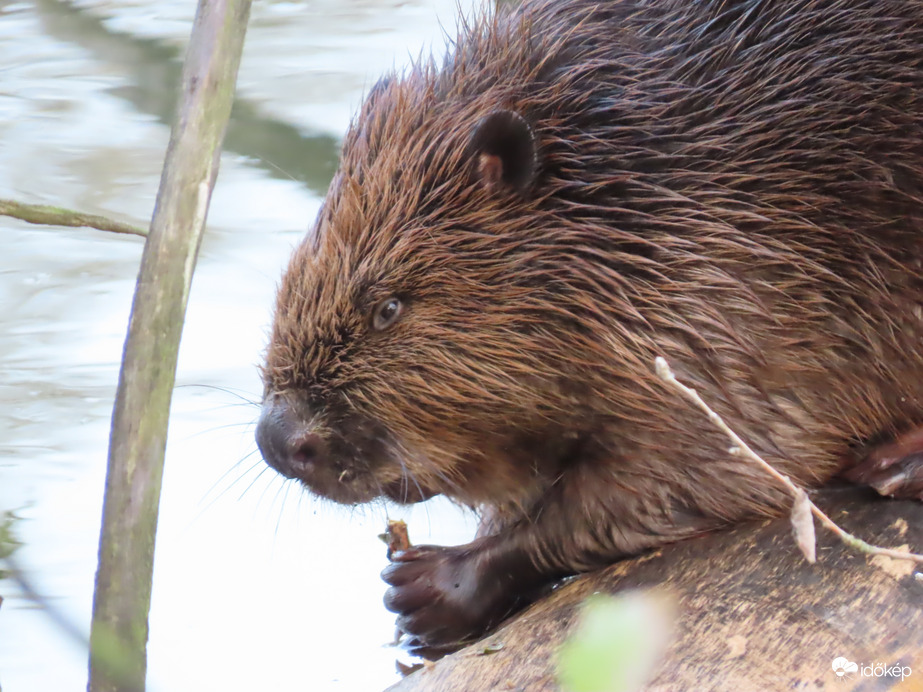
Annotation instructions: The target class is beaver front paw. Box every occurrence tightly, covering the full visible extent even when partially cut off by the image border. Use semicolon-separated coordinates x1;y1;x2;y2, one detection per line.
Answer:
381;542;518;653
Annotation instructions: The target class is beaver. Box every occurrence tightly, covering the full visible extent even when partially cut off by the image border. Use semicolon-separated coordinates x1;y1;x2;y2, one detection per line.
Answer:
256;0;923;652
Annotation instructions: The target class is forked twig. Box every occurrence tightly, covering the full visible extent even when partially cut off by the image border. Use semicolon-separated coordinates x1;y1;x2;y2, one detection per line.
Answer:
654;356;923;565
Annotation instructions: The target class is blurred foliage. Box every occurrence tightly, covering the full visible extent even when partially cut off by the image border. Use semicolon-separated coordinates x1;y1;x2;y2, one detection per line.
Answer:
0;511;22;579
557;590;676;692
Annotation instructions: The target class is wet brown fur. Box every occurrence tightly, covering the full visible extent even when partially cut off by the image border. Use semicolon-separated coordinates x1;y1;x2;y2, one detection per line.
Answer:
262;0;923;645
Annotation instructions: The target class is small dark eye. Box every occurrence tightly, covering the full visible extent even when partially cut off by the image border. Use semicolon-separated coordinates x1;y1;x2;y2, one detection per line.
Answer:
372;297;403;331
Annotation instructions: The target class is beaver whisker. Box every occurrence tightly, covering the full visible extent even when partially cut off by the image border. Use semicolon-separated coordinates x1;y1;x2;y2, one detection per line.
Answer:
393;457;425;505
238;462;275;502
203;447;263;501
176;382;262;407
273;480;294;537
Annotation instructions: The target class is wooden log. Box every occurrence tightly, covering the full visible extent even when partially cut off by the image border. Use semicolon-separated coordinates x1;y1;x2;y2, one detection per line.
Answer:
387;487;923;692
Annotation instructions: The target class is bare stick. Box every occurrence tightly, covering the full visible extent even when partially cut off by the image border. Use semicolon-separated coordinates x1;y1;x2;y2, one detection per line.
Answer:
87;1;252;691
654;356;923;565
0;198;147;237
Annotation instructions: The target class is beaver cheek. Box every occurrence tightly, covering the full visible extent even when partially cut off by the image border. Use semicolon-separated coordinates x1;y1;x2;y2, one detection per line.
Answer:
382;478;439;505
381;545;508;649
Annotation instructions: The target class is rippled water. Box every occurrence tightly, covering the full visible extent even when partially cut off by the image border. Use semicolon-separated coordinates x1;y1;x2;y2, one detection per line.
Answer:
0;1;479;690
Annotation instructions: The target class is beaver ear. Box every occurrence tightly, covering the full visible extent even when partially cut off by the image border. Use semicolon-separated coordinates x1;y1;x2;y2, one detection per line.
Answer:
469;110;537;192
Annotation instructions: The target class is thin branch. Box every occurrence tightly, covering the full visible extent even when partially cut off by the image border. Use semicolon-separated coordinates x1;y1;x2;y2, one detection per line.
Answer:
3;554;90;652
1;554;141;691
654;356;923;565
0;198;147;237
87;0;252;689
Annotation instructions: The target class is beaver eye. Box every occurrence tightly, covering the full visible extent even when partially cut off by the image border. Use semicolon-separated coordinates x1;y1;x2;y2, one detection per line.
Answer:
371;297;403;331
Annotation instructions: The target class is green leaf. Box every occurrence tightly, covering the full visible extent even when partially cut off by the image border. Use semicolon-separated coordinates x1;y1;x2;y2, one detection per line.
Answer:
557;590;675;692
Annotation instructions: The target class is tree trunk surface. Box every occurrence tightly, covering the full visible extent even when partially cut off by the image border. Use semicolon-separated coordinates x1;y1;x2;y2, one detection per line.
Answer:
88;1;252;691
387;487;923;692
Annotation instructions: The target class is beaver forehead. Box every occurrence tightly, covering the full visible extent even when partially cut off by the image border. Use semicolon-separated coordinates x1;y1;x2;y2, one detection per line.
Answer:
267;223;436;392
330;125;474;254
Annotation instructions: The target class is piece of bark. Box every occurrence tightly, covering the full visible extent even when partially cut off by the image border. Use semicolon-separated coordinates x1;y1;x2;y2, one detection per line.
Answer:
384;520;412;560
385;487;923;692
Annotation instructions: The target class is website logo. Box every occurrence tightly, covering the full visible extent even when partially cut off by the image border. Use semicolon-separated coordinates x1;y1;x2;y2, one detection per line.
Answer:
832;657;911;682
832;657;858;677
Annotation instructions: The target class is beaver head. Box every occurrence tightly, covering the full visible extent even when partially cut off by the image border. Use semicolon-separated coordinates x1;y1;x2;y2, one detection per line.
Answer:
256;56;613;508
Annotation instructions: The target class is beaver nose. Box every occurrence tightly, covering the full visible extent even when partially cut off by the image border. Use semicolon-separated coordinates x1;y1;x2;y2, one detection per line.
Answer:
255;396;327;480
289;431;326;470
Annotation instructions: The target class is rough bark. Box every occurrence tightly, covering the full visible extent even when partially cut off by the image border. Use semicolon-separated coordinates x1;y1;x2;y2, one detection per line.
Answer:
387;488;923;692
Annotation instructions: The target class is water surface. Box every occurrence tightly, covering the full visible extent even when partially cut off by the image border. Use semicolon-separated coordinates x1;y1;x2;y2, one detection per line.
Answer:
0;1;479;689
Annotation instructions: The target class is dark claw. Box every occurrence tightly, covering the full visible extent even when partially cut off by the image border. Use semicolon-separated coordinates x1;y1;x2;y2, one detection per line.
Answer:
396;613;456;644
383;582;432;614
381;558;429;587
402;637;462;661
846;427;923;500
863;453;923;498
390;546;431;562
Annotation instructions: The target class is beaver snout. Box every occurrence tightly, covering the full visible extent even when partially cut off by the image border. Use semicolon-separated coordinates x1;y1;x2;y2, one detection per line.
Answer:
256;392;407;503
256;394;328;481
